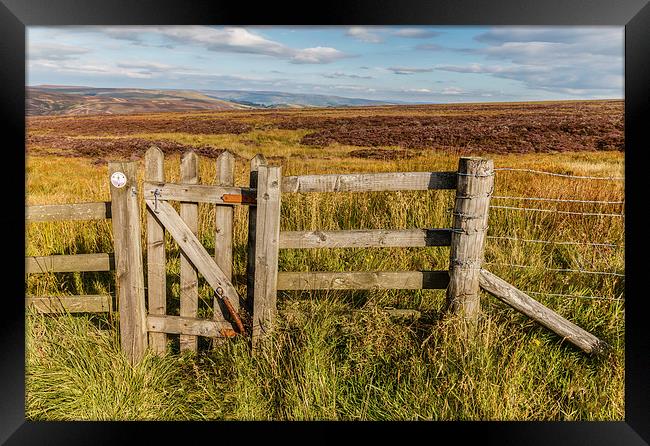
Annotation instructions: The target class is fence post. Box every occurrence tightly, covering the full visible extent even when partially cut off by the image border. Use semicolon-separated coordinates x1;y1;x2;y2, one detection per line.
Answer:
251;164;282;349
214;151;236;343
180;151;199;353
246;154;267;309
109;160;147;364
145;146;167;355
447;157;494;325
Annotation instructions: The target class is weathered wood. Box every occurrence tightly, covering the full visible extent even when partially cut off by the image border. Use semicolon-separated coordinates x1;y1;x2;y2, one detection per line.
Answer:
26;295;112;313
26;253;114;274
145;146;167;354
446;157;494;324
143;182;255;205
26;202;111;222
252;165;282;347
246;154;267;307
280;308;421;320
478;269;608;354
279;228;452;249
281;171;457;193
147;315;235;338
109;161;147;365
180;151;199;353
144;199;238;333
277;270;449;290
214;151;237;325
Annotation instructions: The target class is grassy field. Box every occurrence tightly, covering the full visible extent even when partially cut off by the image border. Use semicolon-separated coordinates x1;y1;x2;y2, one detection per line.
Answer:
25;101;625;420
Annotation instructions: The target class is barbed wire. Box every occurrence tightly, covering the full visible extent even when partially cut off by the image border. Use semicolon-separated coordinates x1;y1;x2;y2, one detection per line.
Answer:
490;205;625;218
483;261;625;277
519;290;624;302
492;195;624;205
485;235;621;249
494;167;624;181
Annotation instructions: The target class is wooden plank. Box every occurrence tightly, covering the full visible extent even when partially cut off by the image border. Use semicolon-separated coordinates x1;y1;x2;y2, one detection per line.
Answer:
26;202;111;222
281;171;457;193
26;295;112;313
478;269;608;354
276;270;449;290
143;181;255;205
180;151;199;353
279;228;451;249
144;199;238;332
145;146;167;355
446;157;494;324
26;253;114;274
214;151;237;326
252;165;282;348
147;315;235;338
109;161;147;365
246;155;267;307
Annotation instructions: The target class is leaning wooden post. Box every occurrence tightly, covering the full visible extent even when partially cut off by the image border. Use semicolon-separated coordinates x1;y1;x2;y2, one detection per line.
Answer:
446;157;494;325
251;165;282;349
246;154;267;310
145;147;167;355
109;160;147;364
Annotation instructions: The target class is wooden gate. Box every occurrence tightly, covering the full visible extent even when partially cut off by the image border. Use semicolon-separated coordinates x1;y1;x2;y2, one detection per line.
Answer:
107;150;606;365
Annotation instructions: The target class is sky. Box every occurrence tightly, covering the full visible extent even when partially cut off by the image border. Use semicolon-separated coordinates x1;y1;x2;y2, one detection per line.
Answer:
27;26;624;103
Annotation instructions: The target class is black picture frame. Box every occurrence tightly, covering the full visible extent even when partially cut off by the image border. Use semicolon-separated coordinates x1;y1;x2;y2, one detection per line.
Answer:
3;0;648;443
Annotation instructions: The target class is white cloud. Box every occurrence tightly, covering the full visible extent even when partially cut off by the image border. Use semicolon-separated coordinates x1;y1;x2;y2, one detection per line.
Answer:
345;27;384;43
392;28;441;39
388;67;434;75
290;47;349;64
28;43;90;61
322;71;373;79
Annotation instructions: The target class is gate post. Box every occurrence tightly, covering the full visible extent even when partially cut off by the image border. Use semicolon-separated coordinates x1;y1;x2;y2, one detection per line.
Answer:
446;157;494;325
109;161;147;364
251;164;282;349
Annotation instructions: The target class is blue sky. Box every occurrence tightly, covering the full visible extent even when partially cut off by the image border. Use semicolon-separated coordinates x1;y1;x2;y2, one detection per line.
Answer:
27;26;623;103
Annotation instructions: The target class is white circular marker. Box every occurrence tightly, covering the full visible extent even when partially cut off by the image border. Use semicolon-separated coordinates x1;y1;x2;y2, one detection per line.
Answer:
111;171;127;188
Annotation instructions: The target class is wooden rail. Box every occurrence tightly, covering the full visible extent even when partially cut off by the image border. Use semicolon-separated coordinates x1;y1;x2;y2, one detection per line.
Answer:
279;228;452;249
26;295;112;313
26;253;114;273
26;202;111;222
277;271;449;290
281;171;457;193
143;181;256;205
147;315;234;338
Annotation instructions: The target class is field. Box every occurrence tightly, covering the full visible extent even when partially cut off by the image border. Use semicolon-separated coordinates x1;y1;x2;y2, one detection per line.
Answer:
25;100;625;420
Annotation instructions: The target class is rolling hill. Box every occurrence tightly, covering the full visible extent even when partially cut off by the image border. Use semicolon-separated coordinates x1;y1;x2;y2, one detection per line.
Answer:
26;86;399;116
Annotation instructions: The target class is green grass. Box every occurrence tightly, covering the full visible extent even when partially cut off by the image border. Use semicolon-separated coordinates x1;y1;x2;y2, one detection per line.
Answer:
25;141;624;421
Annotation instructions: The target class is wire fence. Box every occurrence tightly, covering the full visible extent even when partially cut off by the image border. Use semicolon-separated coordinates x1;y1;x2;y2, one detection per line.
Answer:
485;166;625;303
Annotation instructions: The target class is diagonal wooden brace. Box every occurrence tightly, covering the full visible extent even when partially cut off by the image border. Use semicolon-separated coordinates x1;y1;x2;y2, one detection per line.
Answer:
145;199;241;329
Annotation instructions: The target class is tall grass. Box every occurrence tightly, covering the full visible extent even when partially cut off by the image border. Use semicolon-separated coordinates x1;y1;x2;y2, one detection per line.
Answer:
25;144;624;420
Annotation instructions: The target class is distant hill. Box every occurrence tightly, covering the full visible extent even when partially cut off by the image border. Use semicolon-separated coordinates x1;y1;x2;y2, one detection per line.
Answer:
26;86;400;116
199;89;399;108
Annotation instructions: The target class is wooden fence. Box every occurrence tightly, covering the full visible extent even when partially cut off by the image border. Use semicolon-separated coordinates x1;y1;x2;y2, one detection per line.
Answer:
26;149;608;364
25;202;114;313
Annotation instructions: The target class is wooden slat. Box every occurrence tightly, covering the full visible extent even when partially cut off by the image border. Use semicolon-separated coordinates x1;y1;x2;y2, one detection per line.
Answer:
147;315;234;338
246;155;267;307
281;171;457;193
145;199;238;331
26;295;112;313
214;151;237;326
26;202;111;222
26;253;114;273
180;151;199;353
109;161;147;365
145;146;167;354
143;181;255;205
252;165;282;347
479;269;608;354
277;271;449;290
447;157;494;323
279;228;451;249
